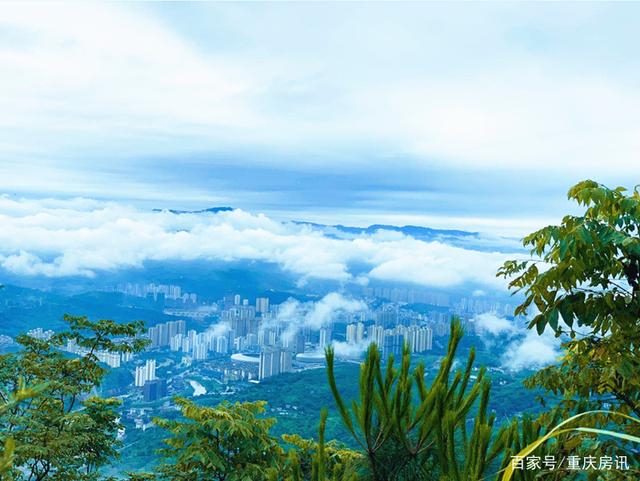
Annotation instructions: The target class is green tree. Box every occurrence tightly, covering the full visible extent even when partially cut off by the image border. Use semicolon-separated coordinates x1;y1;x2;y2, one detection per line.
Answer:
155;398;285;481
0;379;45;479
0;314;148;480
498;180;640;477
154;398;361;481
325;319;509;481
282;408;361;481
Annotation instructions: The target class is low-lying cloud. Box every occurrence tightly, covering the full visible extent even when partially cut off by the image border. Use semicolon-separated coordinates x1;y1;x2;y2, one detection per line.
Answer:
501;329;560;371
329;340;370;359
269;292;366;342
473;312;561;371
474;312;518;336
0;196;516;290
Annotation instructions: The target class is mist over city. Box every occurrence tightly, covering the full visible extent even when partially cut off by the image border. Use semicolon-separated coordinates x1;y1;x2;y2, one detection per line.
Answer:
1;2;639;480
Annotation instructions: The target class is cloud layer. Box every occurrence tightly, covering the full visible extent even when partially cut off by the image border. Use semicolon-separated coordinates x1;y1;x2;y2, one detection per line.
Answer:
2;3;640;174
1;2;640;230
473;312;561;370
0;197;515;290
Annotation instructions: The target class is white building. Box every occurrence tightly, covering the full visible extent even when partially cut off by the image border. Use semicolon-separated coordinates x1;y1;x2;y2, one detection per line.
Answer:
134;359;157;387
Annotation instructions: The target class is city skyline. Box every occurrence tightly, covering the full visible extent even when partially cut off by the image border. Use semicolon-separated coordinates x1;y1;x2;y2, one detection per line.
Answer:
1;3;636;478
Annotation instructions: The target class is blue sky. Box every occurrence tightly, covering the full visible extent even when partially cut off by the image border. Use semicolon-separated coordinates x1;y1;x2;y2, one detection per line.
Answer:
1;2;640;235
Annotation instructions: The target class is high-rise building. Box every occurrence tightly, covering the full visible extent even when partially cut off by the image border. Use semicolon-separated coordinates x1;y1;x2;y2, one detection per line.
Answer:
27;328;54;340
135;359;157;387
170;333;183;351
96;351;121;368
192;335;208;361
143;378;167;402
256;297;270;314
159;323;169;346
149;320;187;348
258;328;277;347
245;333;258;348
280;350;293;374
367;325;384;347
357;322;365;343
234;294;241;306
259;347;292;379
215;336;228;354
382;330;404;357
167;319;186;338
259;348;279;380
295;332;305;354
232;317;248;338
319;328;332;348
148;326;160;347
282;332;305;354
346;324;357;343
346;323;364;344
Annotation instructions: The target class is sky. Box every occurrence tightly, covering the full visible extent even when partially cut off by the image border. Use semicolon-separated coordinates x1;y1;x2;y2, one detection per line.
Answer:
2;2;640;235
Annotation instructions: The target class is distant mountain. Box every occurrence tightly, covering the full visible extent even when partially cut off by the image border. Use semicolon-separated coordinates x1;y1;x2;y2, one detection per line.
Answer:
293;220;476;240
293;221;520;252
152;207;234;214
151;208;520;252
328;223;476;238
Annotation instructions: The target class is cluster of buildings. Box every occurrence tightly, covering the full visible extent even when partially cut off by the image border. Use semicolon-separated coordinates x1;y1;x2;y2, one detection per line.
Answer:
134;359;168;402
148;319;187;347
112;282;198;304
26;327;55;340
363;286;450;305
140;293;440;382
453;297;517;317
365;324;433;357
258;347;293;380
149;319;231;361
362;286;517;318
19;283;512;412
63;338;133;368
134;359;157;386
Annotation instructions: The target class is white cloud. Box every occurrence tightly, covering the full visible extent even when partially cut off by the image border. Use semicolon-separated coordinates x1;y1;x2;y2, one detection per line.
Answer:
1;2;640;192
0;197;516;290
270;293;366;343
502;329;561;371
474;312;518;336
206;321;231;338
472;311;561;370
0;3;261;150
329;340;369;359
305;293;366;330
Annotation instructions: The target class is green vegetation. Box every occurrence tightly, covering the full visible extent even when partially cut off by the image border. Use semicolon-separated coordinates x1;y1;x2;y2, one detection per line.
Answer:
1;180;639;480
325;321;507;481
0;379;45;479
154;398;283;481
0;315;148;480
499;179;640;476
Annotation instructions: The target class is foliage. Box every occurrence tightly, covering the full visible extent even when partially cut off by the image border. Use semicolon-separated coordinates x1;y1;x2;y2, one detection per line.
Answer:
0;314;148;480
154;398;284;481
325;319;509;481
0;379;46;479
498;179;640;476
501;410;640;481
282;408;361;481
